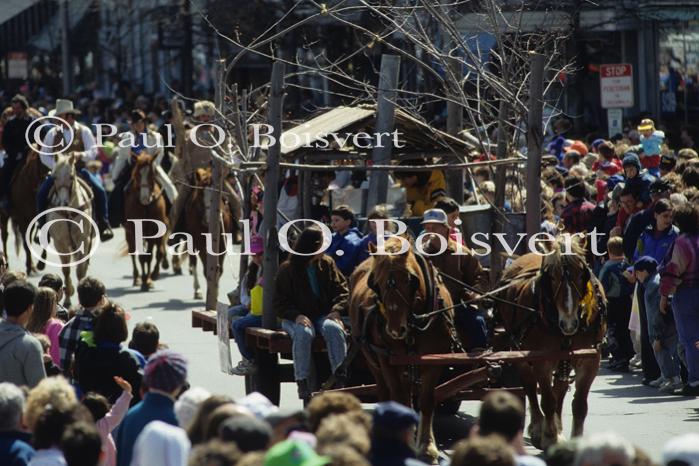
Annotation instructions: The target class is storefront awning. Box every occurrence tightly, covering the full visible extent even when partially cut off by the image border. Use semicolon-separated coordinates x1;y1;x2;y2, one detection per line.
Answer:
29;0;93;52
0;0;41;26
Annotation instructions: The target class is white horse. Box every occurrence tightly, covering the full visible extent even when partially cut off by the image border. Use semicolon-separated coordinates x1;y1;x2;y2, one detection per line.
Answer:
46;154;96;307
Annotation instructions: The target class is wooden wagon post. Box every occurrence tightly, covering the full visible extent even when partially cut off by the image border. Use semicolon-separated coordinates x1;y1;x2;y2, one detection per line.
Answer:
525;54;545;241
366;54;400;213
209;59;233;373
261;61;285;329
490;101;510;285
206;59;226;312
446;57;464;204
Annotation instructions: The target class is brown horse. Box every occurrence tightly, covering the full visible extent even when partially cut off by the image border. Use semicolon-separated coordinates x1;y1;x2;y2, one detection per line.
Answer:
9;149;49;275
349;237;456;464
495;235;606;450
123;154;168;291
180;167;232;299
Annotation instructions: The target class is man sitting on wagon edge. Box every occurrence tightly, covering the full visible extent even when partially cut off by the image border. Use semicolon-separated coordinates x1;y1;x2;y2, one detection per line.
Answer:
420;208;489;350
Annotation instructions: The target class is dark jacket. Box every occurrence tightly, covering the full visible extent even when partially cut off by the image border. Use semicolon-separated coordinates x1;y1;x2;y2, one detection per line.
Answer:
74;333;143;404
274;255;349;321
0;431;35;466
370;438;427;466
425;239;489;302
115;392;178;466
327;227;364;276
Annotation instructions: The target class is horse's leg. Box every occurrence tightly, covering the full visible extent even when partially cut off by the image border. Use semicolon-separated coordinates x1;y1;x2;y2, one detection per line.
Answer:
417;366;442;464
553;376;569;435
191;255;202;300
172;243;182;275
126;227;141;287
378;357;410;406
571;355;600;438
62;263;73;309
533;360;563;450
519;362;544;448
361;348;390;401
1;215;8;261
22;235;34;276
140;244;152;291
151;239;164;280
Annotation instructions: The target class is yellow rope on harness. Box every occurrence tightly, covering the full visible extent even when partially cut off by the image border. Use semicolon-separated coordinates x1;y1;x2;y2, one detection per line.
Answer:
580;280;596;325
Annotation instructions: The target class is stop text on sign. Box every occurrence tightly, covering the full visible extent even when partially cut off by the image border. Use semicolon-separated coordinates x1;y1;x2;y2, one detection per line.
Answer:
600;63;634;108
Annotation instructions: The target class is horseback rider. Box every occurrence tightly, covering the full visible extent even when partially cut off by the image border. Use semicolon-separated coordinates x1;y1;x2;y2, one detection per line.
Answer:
0;94;34;209
420;208;490;350
36;99;114;241
168;100;241;237
109;109;178;226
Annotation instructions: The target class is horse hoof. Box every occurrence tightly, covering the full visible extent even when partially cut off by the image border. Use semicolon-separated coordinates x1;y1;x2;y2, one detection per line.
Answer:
173;266;182;275
194;291;202;300
36;262;45;271
418;446;440;465
151;271;160;280
141;283;149;292
133;278;141;287
162;258;169;270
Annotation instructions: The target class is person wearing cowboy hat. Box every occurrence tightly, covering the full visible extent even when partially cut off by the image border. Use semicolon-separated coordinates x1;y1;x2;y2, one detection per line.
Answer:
37;99;113;240
108;109;178;227
168;100;241;239
0;94;34;209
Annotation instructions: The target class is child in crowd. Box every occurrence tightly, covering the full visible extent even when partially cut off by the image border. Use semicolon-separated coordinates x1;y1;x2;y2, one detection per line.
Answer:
26;287;64;368
598;237;635;372
128;320;162;367
230;237;264;376
82;376;133;466
227;236;264;323
38;273;69;321
636;119;665;177
634;256;683;393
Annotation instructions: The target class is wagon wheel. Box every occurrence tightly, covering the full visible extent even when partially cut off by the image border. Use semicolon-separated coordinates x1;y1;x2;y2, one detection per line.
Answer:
245;347;280;405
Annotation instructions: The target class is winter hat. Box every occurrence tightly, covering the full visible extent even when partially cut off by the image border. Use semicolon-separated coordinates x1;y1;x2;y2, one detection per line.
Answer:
591;138;605;152
373;401;420;430
219;416;272;452
663;433;699;466
564;140;589;157
264;440;329;466
131;421;190;466
174;387;211;429
633;256;658;274
144;350;188;393
622;153;641;171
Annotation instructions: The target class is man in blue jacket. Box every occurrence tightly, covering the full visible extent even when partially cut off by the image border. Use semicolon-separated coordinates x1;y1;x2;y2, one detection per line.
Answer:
326;205;364;277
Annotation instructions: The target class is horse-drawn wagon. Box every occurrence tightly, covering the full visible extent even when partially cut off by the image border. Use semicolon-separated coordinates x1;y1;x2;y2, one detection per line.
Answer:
189;63;606;460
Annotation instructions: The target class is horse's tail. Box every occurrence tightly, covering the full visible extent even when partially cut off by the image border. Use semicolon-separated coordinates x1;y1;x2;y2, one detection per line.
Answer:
118;241;129;257
13;221;22;256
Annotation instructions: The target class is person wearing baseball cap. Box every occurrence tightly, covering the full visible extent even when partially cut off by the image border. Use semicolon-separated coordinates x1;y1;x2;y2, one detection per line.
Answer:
114;349;188;466
421;208;489;350
370;401;426;466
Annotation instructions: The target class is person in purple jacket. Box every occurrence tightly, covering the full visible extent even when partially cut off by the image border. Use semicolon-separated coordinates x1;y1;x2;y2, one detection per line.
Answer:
660;204;699;396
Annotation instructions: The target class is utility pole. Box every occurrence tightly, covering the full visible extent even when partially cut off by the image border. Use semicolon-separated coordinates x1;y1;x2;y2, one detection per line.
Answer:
60;0;73;95
181;0;193;97
525;54;545;241
366;54;400;212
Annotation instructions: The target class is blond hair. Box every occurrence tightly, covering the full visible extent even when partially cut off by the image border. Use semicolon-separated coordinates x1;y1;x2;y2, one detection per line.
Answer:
24;376;78;430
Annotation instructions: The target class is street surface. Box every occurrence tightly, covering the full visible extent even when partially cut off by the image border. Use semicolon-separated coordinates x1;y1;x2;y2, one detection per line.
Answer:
7;228;697;460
